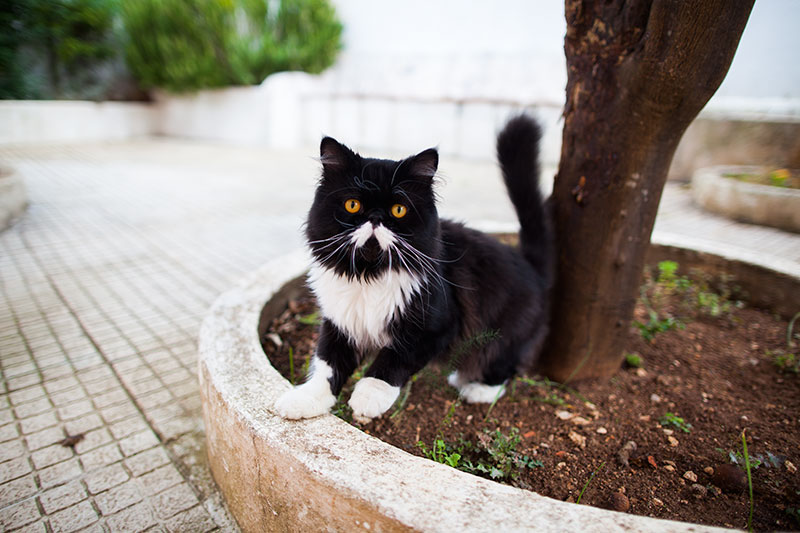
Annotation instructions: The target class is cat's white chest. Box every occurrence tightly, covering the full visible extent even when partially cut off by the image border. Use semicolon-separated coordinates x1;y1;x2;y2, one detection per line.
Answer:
308;263;423;351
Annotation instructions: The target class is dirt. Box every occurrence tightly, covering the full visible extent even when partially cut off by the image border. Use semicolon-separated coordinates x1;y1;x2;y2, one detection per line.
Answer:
261;265;800;532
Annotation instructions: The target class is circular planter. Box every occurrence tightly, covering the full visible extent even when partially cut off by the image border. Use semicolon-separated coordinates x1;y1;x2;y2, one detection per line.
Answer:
692;165;800;234
0;166;27;231
198;248;764;533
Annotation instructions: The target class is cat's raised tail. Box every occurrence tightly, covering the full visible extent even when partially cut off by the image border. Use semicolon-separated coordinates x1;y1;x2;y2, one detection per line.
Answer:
496;114;554;286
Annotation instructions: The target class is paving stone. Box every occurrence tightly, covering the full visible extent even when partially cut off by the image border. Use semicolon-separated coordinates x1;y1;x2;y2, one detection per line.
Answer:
102;404;141;425
73;427;113;455
119;430;160;457
44;378;81;395
85;463;129;495
151;483;199;519
38;458;83;489
63;413;104;436
0;456;33;484
13;397;53;419
56;400;94;421
137;464;184;495
0;475;37;507
49;500;99;533
164;505;217;533
9;385;46;405
105;501;157;532
95;481;143;515
0;439;25;462
24;425;65;452
0;422;20;443
31;443;75;470
124;448;171;477
0;498;41;531
79;442;123;472
39;480;88;515
19;411;58;435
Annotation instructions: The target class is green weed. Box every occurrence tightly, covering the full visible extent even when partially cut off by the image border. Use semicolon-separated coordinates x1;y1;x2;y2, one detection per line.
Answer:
576;462;606;504
742;430;754;532
634;311;684;342
624;352;643;368
297;311;322;326
659;412;692;433
769;311;800;374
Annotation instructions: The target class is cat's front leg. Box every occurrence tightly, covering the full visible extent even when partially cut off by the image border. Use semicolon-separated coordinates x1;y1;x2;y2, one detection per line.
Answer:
348;344;429;421
275;321;356;419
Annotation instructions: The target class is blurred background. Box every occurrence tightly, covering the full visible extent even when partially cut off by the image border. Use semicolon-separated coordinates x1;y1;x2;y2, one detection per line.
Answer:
2;0;799;175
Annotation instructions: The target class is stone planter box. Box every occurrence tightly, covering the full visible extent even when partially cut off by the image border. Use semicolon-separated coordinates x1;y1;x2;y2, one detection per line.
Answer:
198;248;758;533
0;166;27;231
691;165;800;233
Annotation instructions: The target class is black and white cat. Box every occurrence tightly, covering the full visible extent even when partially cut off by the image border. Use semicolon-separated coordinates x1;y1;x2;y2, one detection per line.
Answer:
275;115;554;420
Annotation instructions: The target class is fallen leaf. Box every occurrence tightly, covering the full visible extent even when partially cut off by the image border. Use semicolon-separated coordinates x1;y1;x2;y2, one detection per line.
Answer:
58;433;85;448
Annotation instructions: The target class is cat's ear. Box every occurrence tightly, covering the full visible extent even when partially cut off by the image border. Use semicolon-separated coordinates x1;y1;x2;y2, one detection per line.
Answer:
408;148;439;181
320;137;355;171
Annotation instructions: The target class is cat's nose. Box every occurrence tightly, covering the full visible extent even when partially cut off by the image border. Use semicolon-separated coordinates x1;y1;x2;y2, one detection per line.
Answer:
367;210;384;225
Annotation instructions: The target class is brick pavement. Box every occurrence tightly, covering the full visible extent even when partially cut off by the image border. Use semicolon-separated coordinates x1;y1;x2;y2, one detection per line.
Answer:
1;139;799;532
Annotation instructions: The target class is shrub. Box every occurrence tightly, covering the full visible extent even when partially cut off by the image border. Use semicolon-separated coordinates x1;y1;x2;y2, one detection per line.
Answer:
122;0;342;93
2;0;121;99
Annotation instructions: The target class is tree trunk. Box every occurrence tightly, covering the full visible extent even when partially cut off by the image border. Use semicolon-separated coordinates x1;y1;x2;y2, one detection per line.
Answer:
540;0;754;382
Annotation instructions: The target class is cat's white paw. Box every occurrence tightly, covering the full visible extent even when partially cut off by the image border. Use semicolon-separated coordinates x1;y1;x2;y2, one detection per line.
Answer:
348;377;400;420
275;385;336;419
458;382;506;404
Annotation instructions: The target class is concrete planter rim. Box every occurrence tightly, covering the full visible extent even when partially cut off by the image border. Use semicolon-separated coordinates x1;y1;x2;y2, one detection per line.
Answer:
198;248;742;533
691;165;800;234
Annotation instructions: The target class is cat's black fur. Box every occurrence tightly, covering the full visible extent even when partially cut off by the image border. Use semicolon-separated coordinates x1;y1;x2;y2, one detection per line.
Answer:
301;115;553;415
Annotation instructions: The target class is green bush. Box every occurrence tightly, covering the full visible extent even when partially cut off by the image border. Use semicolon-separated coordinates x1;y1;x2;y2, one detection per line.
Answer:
122;0;342;93
2;0;121;99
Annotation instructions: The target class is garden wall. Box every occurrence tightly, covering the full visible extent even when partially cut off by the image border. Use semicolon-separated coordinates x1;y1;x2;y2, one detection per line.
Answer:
0;101;156;144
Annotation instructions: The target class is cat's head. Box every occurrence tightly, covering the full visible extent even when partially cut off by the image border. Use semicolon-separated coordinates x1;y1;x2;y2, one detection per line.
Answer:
306;137;441;280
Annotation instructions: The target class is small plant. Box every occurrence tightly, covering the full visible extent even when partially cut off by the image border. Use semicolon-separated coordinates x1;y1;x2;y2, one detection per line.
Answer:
770;312;800;374
634;311;684;342
417;438;463;468
624;352;643;368
297;311;321;326
659;412;692;433
575;461;606;504
742;430;754;532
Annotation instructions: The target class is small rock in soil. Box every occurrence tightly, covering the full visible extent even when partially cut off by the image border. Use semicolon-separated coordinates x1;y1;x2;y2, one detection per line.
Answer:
667;436;679;447
571;416;590;426
555;410;573;420
568;431;586;448
786;460;797;473
664;465;675;472
683;471;698;482
608;492;630;512
690;484;707;499
704;466;714;476
653;498;664;506
712;464;747;493
596;427;607;434
650;393;661;403
618;441;637;467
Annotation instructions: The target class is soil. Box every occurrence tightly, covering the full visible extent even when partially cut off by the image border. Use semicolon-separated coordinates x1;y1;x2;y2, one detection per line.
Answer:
261;265;800;532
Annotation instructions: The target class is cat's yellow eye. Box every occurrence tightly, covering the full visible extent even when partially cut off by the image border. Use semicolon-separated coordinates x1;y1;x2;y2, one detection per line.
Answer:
344;199;361;213
391;204;408;218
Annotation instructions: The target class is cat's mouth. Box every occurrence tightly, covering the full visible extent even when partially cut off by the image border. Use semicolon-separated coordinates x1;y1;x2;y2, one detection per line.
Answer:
357;237;383;263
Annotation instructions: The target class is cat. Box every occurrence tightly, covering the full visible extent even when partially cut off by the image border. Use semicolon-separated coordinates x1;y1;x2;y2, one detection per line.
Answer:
275;114;554;421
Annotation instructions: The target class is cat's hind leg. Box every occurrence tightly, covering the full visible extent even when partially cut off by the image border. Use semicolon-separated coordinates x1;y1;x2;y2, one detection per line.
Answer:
447;371;507;403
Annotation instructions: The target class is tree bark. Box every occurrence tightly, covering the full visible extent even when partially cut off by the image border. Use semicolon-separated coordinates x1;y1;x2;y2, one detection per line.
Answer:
541;0;754;382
